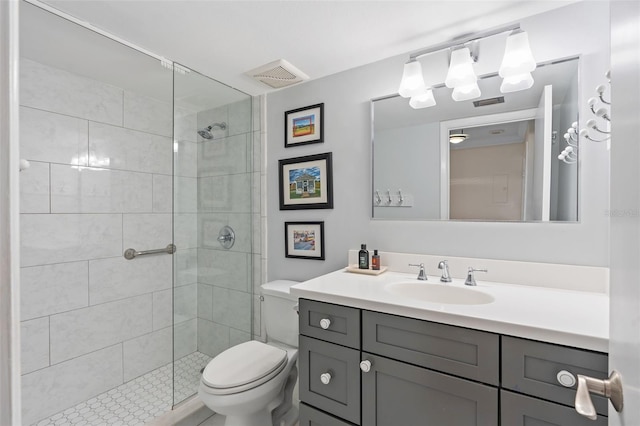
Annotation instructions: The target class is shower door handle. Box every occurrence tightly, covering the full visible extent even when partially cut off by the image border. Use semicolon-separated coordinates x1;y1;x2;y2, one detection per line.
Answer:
124;244;176;260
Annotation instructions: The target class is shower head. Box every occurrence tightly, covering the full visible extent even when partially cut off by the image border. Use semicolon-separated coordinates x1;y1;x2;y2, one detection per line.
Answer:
198;122;227;139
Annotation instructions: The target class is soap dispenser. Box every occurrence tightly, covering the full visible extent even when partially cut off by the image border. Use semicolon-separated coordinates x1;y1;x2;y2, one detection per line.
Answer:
358;244;369;269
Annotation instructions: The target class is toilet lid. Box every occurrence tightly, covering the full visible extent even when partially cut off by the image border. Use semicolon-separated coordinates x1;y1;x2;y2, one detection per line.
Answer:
202;341;288;390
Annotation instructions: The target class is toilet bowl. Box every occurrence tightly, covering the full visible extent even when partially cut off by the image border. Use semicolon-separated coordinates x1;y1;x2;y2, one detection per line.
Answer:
198;280;299;426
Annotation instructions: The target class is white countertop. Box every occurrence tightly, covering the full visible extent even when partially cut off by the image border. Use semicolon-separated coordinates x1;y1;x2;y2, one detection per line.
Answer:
290;268;609;352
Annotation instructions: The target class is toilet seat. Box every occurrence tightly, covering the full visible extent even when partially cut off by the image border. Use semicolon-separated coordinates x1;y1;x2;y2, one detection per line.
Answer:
201;341;288;395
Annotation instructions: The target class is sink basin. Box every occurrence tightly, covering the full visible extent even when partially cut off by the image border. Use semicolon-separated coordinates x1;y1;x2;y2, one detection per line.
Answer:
385;282;495;305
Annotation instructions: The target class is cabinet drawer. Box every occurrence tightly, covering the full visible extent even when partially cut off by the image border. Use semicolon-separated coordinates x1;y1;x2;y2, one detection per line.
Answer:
502;336;609;416
299;299;360;349
299;335;361;425
299;403;356;426
362;353;498;426
362;310;499;385
501;390;608;426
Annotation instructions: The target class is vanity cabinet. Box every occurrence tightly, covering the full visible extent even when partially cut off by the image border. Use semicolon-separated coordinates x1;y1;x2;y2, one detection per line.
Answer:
298;298;608;426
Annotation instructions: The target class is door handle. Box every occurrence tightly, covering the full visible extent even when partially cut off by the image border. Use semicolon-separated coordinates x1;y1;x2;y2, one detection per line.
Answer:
575;370;623;420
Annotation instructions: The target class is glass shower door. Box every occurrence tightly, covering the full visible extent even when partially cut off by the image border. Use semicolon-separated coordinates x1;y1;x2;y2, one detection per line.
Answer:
172;65;254;405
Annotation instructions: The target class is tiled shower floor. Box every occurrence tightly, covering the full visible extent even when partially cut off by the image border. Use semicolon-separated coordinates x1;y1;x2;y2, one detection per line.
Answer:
33;352;212;426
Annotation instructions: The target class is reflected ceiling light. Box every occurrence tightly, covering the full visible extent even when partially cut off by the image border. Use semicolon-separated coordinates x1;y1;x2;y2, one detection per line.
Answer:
398;60;426;98
452;82;481;102
445;47;478;90
499;30;536;93
449;129;468;144
500;72;534;93
409;87;436;109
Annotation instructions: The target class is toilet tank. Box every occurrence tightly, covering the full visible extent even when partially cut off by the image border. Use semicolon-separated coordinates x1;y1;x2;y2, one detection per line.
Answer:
261;280;299;347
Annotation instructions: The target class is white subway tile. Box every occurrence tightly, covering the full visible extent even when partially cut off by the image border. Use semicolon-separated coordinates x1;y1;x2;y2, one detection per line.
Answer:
89;256;171;305
20;106;88;166
230;328;251;347
89;122;172;175
198;213;227;249
175;176;198;213
227;98;252;136
175;319;197;359
174;213;198;250
199;174;251;213
153;289;172;331
211;287;252;333
175;105;198;143
21;262;89;321
21;345;123;425
197;319;229;358
123;213;172;251
20;58;123;126
21;317;49;374
20;161;49;213
197;283;213;321
20;214;122;267
153;174;172;213
197;106;228;142
174;283;197;324
123;91;172;138
175;248;198;286
51;165;153;213
198;249;249;292
50;295;152;363
198;134;248;177
123;327;172;381
174;140;198;178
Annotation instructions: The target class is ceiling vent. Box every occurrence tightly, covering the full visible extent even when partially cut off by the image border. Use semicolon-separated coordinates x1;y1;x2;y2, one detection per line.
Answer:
245;59;309;89
473;96;505;107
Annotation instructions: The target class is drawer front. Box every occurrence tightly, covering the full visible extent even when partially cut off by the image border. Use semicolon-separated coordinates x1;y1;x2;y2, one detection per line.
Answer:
502;336;609;416
299;403;355;426
501;390;608;426
299;335;361;425
299;299;360;349
362;353;498;426
362;310;499;385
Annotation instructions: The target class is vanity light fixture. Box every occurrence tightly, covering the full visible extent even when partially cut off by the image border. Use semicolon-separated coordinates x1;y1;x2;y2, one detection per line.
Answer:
449;129;468;144
397;23;537;108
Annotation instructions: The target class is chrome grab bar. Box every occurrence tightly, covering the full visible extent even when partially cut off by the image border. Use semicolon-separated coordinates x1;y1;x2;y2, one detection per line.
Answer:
123;244;176;260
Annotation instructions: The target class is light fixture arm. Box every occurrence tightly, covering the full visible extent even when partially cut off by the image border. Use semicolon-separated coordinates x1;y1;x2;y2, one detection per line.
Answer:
408;23;521;61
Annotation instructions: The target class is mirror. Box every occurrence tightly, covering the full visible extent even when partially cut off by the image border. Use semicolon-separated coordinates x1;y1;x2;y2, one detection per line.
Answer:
372;58;579;222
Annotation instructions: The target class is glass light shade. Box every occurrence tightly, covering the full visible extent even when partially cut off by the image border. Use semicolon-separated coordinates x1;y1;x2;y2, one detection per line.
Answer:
500;72;534;93
409;88;436;109
445;47;477;89
451;82;481;101
499;31;536;77
449;133;468;144
398;60;426;98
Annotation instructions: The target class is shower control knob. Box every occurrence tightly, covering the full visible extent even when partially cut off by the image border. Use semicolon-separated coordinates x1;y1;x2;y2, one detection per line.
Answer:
320;372;332;385
360;360;372;373
319;318;331;329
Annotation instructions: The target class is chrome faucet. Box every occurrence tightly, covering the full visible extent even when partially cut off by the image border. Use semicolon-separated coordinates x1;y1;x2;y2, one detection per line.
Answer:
408;263;428;281
465;267;487;286
438;260;452;283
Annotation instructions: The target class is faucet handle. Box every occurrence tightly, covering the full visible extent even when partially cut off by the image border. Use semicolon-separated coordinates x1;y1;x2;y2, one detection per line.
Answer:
408;263;428;281
465;267;487;286
438;260;452;283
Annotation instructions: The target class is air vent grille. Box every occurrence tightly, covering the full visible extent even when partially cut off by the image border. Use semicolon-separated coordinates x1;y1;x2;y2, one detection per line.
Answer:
473;96;505;107
245;59;309;89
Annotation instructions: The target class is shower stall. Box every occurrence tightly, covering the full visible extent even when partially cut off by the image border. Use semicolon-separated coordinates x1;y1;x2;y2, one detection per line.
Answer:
19;2;261;424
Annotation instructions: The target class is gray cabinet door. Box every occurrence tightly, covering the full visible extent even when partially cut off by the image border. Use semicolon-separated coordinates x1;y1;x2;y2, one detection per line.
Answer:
501;390;608;426
361;353;498;426
299;336;361;425
300;403;356;426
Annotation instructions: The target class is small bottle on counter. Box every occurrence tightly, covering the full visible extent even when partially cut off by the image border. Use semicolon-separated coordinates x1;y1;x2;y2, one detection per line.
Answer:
358;244;369;269
371;250;380;270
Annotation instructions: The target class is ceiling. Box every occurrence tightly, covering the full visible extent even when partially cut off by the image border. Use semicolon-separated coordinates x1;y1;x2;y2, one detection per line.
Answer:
32;0;578;96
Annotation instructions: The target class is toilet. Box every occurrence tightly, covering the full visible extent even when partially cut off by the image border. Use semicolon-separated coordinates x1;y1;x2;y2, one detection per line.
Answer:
198;280;300;426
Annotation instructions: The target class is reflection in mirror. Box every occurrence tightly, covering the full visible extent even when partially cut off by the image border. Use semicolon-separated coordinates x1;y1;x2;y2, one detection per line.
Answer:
372;58;579;222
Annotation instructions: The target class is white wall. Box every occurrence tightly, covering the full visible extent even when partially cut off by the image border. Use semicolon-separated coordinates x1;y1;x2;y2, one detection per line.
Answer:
266;1;611;283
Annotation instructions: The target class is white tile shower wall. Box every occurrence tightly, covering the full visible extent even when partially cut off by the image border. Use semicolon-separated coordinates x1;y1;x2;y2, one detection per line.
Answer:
18;58;186;424
196;97;259;357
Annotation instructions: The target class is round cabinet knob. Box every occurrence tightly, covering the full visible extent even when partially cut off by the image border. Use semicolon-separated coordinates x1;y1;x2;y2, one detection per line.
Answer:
557;370;577;387
319;318;331;329
320;372;332;385
360;360;372;373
